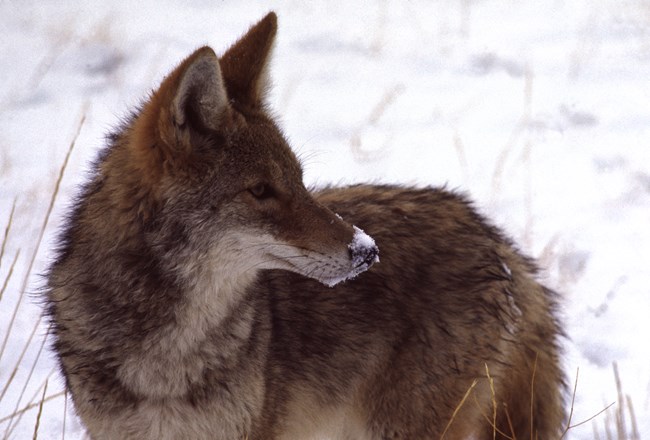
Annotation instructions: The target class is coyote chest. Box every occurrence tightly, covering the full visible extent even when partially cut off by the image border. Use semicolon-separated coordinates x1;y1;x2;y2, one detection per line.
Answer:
117;254;258;398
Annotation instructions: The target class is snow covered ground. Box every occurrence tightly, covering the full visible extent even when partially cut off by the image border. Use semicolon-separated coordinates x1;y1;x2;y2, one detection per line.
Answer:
1;1;649;438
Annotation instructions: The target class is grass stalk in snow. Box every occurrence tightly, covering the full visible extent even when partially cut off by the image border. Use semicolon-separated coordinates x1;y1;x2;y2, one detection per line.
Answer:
0;109;85;367
567;403;615;436
490;66;534;207
560;368;580;439
0;391;64;426
2;330;53;439
0;373;63;425
62;388;67;440
0;108;86;438
0;199;16;271
0;199;20;306
349;84;405;163
0;250;19;303
607;362;640;440
0;200;18;352
625;395;639;440
614;362;626;439
31;379;47;440
0;319;39;405
452;129;469;185
560;365;643;439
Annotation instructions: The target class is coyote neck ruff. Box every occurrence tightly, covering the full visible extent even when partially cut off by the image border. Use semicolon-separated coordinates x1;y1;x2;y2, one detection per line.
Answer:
46;12;565;440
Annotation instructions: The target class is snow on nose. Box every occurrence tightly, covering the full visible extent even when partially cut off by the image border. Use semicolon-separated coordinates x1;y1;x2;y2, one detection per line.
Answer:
349;226;379;269
320;226;379;288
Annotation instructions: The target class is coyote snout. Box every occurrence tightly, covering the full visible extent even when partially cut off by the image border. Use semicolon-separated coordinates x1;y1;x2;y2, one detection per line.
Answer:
46;11;564;440
245;199;380;288
350;226;380;268
320;224;379;287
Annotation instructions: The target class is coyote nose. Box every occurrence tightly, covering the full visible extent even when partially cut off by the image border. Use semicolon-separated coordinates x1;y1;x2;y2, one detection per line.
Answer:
349;225;379;269
362;245;379;267
350;243;379;269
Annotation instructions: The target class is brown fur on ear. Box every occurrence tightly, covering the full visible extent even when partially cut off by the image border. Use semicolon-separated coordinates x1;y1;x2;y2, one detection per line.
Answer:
220;12;277;109
131;46;230;180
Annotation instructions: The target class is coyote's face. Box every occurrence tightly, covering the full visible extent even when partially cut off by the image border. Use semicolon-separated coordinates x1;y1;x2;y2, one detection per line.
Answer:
119;15;377;288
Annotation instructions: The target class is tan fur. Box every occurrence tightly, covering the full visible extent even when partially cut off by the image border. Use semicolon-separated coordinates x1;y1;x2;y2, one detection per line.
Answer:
46;12;565;440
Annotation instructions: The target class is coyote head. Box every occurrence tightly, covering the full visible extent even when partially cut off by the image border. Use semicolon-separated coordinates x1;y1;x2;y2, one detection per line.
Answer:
116;12;378;288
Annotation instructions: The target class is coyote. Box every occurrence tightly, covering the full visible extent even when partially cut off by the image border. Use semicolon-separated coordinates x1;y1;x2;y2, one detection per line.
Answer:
46;12;564;440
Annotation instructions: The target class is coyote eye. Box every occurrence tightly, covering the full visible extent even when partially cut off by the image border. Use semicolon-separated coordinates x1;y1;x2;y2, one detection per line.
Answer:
249;183;274;200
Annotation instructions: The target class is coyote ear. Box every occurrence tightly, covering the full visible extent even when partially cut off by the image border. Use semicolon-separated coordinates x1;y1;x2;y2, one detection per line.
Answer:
132;47;230;177
220;12;277;109
169;46;229;133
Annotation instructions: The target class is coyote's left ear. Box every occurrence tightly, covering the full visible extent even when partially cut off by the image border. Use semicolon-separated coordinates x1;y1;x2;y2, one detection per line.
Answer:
169;46;229;133
220;12;278;109
132;46;230;175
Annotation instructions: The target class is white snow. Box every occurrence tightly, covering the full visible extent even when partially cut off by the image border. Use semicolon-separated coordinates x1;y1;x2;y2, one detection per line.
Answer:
1;1;649;438
349;225;379;266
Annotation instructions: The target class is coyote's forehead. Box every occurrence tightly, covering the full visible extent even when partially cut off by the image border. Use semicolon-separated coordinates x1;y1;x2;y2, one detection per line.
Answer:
226;121;303;184
176;120;305;204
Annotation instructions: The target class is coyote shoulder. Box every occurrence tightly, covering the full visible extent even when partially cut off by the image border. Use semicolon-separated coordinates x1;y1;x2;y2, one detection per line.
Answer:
46;12;564;440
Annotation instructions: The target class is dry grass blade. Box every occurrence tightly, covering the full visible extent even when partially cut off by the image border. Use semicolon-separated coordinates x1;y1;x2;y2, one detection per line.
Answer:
502;403;516;440
31;379;48;440
0;198;16;270
62;388;68;440
559;367;580;439
0;107;85;440
529;352;538;440
625;395;639;440
491;66;533;203
439;379;477;439
349;84;405;163
0;249;20;302
0;325;46;440
484;363;497;440
367;84;405;126
0;391;64;426
0;200;18;355
612;362;626;439
521;139;534;249
561;364;638;439
471;391;512;439
574;402;616;432
608;362;640;440
0;317;40;405
605;408;614;440
453;129;469;184
592;421;601;440
3;325;52;439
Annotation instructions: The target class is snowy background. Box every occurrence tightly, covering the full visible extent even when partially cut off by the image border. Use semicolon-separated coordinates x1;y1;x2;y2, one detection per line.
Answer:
1;0;649;438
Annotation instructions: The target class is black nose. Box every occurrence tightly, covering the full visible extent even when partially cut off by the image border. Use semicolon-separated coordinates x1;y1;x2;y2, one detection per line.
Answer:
351;244;379;269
